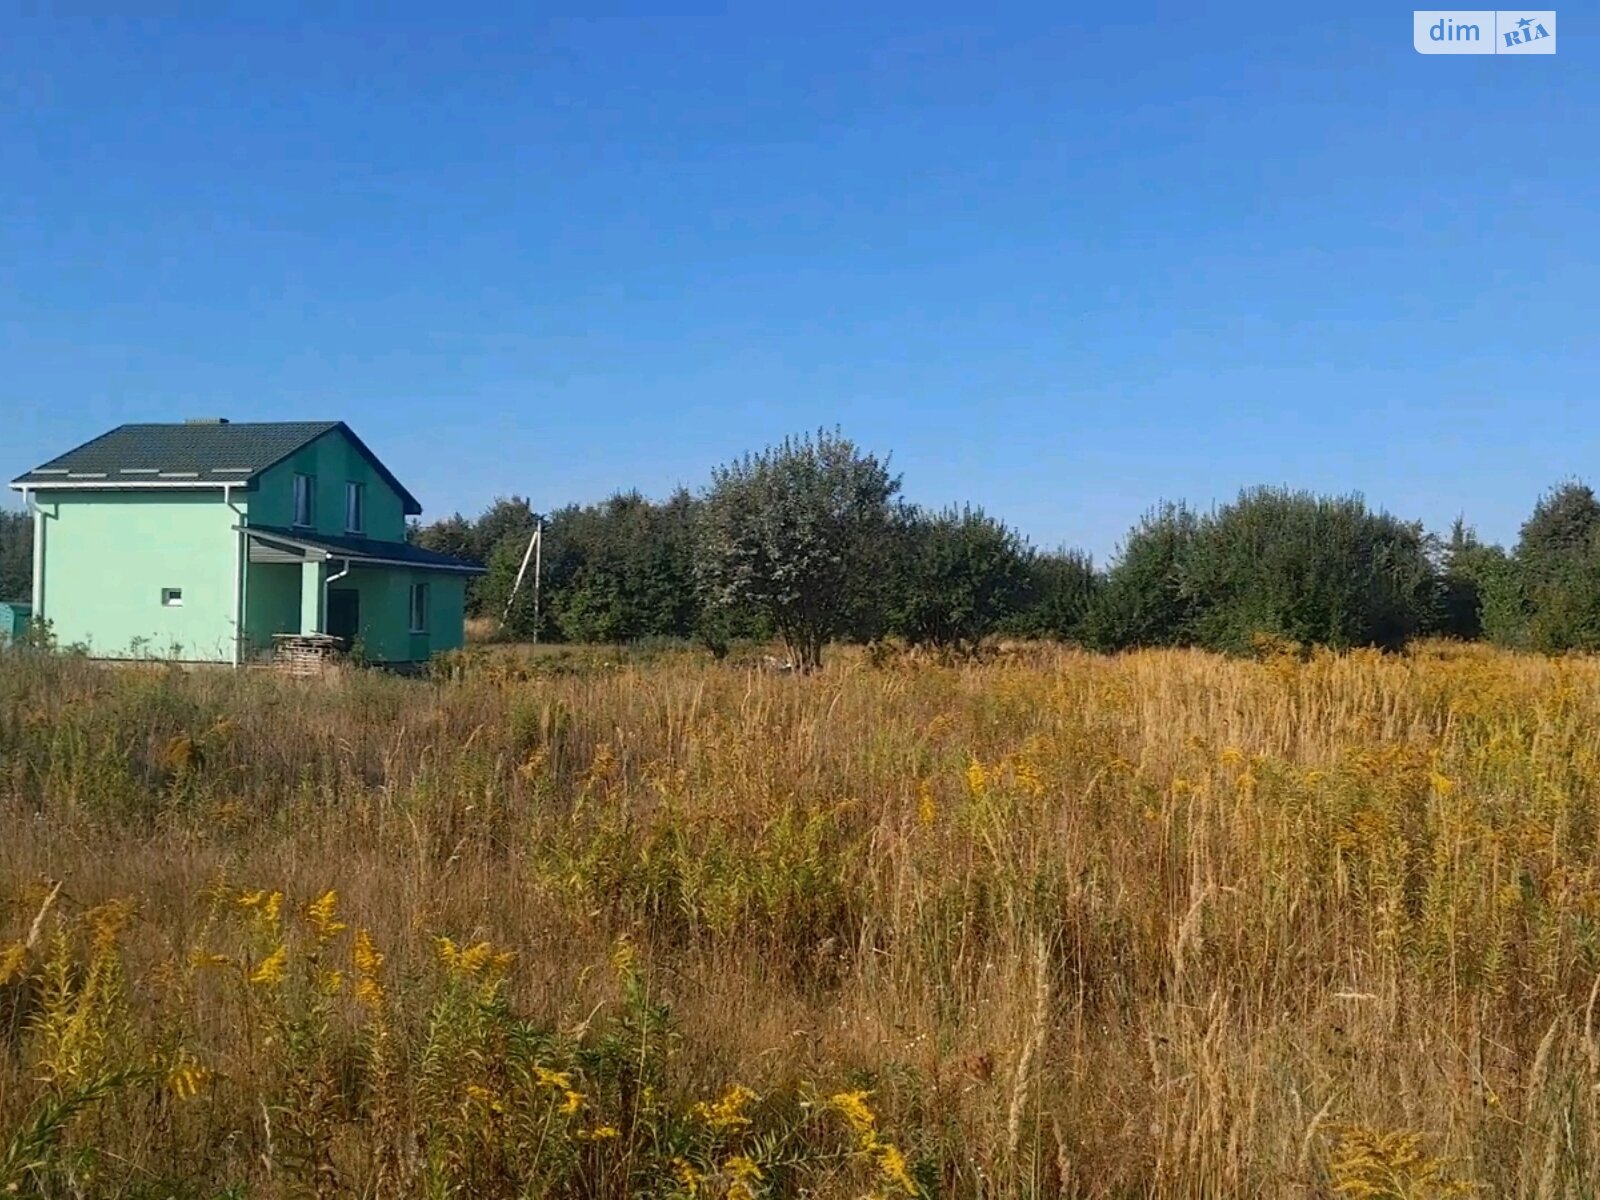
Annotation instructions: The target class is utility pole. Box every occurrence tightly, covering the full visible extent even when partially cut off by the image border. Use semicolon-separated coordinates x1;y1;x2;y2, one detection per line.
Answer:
504;519;543;641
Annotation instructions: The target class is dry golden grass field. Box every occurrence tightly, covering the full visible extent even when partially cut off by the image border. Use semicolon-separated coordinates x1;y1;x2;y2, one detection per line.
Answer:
5;641;1600;1197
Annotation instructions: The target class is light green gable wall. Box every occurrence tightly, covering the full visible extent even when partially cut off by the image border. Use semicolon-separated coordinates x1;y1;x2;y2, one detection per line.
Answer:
250;429;408;540
34;491;241;661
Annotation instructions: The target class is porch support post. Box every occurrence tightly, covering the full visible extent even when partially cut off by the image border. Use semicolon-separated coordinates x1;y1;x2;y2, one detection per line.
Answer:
300;559;325;634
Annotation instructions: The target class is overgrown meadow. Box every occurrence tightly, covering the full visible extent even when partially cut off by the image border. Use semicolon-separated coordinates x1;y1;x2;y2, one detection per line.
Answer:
5;642;1600;1197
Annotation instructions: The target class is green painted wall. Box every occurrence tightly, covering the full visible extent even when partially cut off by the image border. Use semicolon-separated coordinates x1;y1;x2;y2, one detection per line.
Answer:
314;566;467;663
251;429;408;540
34;491;241;661
243;563;302;658
426;573;468;655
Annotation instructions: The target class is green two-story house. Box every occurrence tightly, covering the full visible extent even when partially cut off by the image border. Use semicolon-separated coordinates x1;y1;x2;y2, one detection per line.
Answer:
9;419;483;665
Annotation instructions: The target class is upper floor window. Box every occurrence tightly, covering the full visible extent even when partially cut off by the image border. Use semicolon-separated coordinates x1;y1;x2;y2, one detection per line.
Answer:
292;473;315;527
345;482;365;534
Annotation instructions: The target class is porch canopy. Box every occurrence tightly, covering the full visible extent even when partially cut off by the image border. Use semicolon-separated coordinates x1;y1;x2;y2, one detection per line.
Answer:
240;525;484;573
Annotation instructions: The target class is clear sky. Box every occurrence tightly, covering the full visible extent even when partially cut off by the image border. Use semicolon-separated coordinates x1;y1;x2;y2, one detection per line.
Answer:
2;6;1592;561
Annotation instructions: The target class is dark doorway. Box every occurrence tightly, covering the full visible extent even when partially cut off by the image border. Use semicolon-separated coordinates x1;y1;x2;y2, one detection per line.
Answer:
326;587;360;648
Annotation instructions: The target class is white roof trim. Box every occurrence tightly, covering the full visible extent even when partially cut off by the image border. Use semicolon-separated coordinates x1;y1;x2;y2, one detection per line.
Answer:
8;480;234;491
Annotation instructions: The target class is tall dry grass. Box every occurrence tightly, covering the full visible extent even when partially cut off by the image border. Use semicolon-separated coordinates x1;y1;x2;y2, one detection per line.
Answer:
3;641;1600;1196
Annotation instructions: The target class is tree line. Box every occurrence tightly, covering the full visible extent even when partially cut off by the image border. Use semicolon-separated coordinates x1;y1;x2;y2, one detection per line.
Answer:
402;430;1600;665
6;430;1600;663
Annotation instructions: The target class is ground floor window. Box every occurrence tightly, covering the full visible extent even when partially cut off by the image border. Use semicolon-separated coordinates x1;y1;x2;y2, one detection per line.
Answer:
408;582;429;633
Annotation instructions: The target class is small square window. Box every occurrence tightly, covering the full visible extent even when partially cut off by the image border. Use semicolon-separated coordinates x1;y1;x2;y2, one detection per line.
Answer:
161;588;183;607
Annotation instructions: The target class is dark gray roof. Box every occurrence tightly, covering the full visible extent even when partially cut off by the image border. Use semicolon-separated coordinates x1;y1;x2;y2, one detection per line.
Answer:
11;420;423;515
246;525;485;574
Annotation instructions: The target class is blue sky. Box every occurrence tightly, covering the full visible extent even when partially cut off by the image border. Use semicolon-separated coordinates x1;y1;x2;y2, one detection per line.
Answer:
2;6;1592;560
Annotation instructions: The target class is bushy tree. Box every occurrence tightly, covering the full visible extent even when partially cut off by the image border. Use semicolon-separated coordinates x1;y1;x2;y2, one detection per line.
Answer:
1518;482;1600;583
1181;488;1435;653
544;491;699;643
1005;549;1101;641
472;499;542;633
1515;483;1600;652
0;508;31;603
409;513;477;563
1081;503;1202;650
413;497;539;622
890;505;1034;650
412;491;713;644
1082;491;1436;654
696;430;899;671
1437;518;1529;645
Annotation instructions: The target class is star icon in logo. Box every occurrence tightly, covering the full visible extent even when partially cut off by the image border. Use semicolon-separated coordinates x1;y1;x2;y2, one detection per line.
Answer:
1517;15;1534;28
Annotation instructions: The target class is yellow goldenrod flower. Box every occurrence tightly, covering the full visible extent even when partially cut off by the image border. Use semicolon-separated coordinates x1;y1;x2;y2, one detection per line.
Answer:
464;1083;505;1114
673;1157;703;1194
304;889;348;941
829;1090;877;1138
249;944;287;986
457;940;494;975
354;928;384;975
586;1124;621;1141
352;928;385;1007
188;950;232;970
1014;757;1045;797
611;937;636;976
875;1141;918;1195
916;781;937;827
724;1154;763;1200
561;1088;585;1114
964;756;988;797
0;941;27;985
238;889;284;926
435;935;511;978
85;898;135;951
166;1059;209;1101
534;1065;573;1090
693;1083;757;1129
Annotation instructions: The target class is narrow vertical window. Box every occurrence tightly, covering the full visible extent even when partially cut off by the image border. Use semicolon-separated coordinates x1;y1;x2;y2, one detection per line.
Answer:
345;482;365;533
409;582;429;633
293;473;315;526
